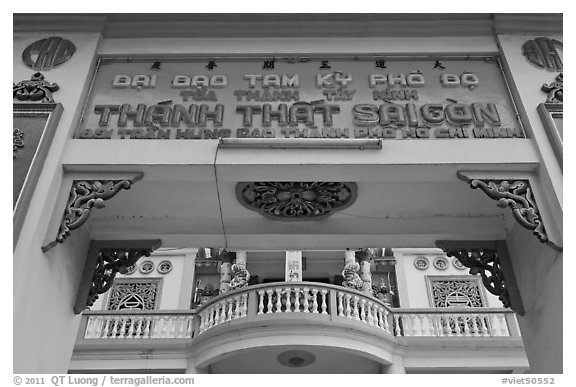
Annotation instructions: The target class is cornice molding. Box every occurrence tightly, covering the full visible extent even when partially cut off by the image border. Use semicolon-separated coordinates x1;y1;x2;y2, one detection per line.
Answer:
13;14;563;38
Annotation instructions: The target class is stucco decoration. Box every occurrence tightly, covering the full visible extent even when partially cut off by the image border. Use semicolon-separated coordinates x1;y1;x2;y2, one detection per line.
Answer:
521;37;563;72
22;36;76;70
459;176;561;251
86;247;156;309
433;256;449;270
54;179;138;246
541;73;563;103
13;72;59;103
237;182;357;220
341;261;363;290
139;260;154;274
414;256;430;270
229;262;250;290
13;128;24;158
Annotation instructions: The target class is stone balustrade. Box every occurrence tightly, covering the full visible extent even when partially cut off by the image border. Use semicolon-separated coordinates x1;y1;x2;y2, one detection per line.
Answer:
80;282;519;341
83;310;195;339
393;308;518;337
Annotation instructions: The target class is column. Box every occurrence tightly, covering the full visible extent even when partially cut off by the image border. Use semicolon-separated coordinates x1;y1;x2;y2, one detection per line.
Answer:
285;250;302;281
219;250;236;294
356;250;373;295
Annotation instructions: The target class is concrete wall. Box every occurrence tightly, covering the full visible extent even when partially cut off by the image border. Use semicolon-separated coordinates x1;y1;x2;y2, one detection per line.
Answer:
507;225;562;373
13;32;101;373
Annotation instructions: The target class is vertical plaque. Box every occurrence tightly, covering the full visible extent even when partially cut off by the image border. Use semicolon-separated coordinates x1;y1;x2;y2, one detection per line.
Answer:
285;250;303;282
13;103;63;248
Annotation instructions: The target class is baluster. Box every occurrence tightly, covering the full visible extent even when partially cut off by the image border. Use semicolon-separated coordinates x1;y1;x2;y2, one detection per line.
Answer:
199;312;206;333
127;318;135;338
479;314;489;336
320;289;328;314
162;316;170;338
312;289;319;313
470;314;479;336
241;293;248;316
207;307;214;330
375;308;382;328
285;287;292;313
178;316;186;338
110;317;119;338
275;288;283;313
84;317;95;338
134;317;144;338
100;316;110;339
337;292;344;316
382;308;390;333
454;315;463;336
266;289;274;314
433;314;442;336
407;314;416;336
303;288;310;313
499;314;509;336
462;314;470;336
258;290;265;315
359;299;367;322
169;316;177;338
120;318;129;339
143;317;152;338
234;296;241;318
186;316;194;338
366;302;374;325
293;288;301;312
394;314;402;336
352;296;360;320
227;299;234;321
344;294;352;317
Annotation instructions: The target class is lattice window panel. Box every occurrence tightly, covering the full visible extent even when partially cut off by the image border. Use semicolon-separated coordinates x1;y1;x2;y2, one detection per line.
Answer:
430;279;484;308
107;280;160;310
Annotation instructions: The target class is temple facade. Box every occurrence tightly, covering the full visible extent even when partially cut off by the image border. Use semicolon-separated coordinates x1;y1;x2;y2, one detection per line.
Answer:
13;14;562;374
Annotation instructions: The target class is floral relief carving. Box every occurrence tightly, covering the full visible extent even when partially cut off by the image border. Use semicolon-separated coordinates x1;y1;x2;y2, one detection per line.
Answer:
237;182;357;220
13;72;59;103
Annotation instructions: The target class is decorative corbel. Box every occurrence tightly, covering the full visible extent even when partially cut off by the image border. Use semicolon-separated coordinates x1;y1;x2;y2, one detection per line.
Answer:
457;172;562;252
74;240;162;314
42;173;143;252
436;240;524;315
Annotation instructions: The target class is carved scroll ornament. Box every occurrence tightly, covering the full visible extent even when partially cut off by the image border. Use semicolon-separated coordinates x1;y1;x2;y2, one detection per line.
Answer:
56;180;134;244
86;247;156;309
237;182;357;220
13;72;59;103
541;73;563;103
465;179;560;251
13;128;24;158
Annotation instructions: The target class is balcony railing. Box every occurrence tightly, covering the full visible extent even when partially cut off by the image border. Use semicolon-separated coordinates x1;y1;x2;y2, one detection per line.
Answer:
79;282;519;341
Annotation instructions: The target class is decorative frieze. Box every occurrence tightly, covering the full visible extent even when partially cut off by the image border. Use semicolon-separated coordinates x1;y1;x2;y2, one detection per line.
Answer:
13;128;24;158
237;181;357;220
13;72;59;103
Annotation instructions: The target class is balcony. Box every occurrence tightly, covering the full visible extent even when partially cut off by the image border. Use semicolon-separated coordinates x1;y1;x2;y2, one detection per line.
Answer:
78;281;520;342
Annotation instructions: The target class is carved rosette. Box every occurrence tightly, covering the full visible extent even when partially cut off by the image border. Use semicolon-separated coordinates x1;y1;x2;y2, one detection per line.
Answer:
469;179;550;245
13;72;59;103
86;247;156;308
56;180;134;243
541;73;563;103
237;182;357;220
441;248;510;308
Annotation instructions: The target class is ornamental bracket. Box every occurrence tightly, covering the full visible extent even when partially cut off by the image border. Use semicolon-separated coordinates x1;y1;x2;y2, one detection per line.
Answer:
457;171;562;252
42;173;143;252
74;239;162;314
436;240;524;315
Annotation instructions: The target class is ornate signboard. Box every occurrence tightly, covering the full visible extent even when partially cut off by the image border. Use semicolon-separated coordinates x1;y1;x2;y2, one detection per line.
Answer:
76;56;523;141
13;103;63;247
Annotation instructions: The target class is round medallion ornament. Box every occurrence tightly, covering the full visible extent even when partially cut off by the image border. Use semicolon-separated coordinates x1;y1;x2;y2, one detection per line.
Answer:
237;182;357;221
452;257;466;270
414;256;430;270
139;260;154;274
124;264;137;275
22;36;76;70
157;260;173;274
433;256;449;270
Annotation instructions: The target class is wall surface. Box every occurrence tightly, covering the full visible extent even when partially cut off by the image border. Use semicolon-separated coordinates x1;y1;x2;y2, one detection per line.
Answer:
507;225;562;373
13;32;101;373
